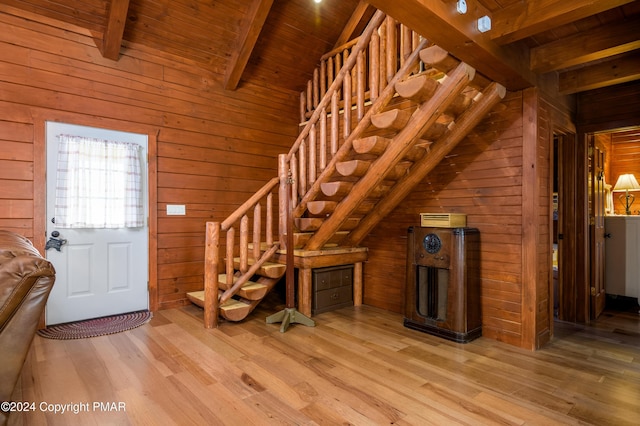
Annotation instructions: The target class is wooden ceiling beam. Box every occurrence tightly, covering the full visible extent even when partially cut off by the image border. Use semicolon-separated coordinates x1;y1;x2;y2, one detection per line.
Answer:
224;0;274;91
333;0;370;48
531;15;640;73
558;54;640;95
491;0;636;45
101;0;130;61
365;0;533;90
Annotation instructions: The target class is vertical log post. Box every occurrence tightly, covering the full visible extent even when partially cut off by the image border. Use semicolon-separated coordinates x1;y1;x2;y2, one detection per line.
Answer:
204;221;220;329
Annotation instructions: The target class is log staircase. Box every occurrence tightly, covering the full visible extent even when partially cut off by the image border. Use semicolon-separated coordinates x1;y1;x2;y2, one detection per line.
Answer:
187;10;506;328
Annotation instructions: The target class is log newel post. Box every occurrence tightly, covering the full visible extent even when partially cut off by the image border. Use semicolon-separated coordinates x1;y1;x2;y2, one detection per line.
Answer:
204;221;220;329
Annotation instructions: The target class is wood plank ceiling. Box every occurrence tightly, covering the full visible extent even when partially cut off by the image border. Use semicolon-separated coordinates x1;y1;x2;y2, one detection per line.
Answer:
3;0;640;95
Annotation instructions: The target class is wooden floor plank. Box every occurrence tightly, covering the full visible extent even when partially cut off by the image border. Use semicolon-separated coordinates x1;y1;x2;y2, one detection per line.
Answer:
9;294;640;425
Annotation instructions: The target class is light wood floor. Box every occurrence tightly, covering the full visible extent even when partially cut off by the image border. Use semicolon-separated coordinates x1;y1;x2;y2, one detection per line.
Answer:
10;294;640;425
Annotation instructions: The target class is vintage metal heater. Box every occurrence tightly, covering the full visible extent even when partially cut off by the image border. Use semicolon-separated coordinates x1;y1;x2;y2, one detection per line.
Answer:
404;222;481;343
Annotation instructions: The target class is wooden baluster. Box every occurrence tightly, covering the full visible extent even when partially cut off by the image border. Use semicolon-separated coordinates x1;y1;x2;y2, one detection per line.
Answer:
401;24;412;67
327;57;334;112
204;221;220;328
299;91;306;123
266;193;273;246
299;139;307;195
356;50;365;121
306;80;312;115
378;25;387;92
253;203;261;261
278;155;286;247
386;17;396;84
320;60;327;100
331;91;339;155
291;155;299;209
226;227;235;288
240;215;249;273
320;107;327;170
335;52;342;101
351;52;357;98
370;30;379;101
343;50;351;138
313;68;319;109
413;31;423;73
309;123;317;185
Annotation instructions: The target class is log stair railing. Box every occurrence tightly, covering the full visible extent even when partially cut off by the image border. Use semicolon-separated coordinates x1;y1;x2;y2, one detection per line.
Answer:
188;9;506;328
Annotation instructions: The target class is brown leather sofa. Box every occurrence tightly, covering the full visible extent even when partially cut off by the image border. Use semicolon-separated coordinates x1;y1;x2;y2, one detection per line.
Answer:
0;230;55;426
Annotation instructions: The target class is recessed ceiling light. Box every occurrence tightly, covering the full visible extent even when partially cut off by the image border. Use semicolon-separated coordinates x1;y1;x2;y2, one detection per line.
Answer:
314;0;322;3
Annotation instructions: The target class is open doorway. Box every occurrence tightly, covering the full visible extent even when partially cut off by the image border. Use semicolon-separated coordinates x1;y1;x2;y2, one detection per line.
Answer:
556;126;640;326
589;127;640;317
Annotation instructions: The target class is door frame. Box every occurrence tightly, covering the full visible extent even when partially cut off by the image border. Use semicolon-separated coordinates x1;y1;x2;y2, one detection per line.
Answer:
32;114;159;318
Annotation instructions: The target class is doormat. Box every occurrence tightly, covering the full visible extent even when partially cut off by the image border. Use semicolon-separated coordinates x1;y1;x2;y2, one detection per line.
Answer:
37;310;152;340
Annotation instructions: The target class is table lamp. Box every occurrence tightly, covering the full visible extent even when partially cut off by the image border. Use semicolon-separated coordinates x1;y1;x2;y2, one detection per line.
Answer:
613;173;640;215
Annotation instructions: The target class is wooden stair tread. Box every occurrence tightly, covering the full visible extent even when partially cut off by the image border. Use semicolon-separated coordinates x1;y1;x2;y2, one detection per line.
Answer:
422;116;454;140
296;217;359;232
420;45;491;90
321;181;353;197
218;274;269;300
186;291;249;310
307;200;337;216
232;258;286;278
219;299;253;321
395;74;439;102
371;108;412;130
353;135;391;155
336;159;371;177
293;231;348;248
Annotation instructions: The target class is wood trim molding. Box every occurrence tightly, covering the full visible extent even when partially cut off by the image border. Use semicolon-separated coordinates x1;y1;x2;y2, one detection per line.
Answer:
521;87;539;350
31;114;47;254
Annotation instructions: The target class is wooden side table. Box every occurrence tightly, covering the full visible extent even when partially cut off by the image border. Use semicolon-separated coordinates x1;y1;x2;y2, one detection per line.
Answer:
271;247;368;317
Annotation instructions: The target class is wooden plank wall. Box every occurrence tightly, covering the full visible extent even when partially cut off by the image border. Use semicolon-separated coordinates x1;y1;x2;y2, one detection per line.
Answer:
0;7;299;310
534;95;554;348
362;91;532;348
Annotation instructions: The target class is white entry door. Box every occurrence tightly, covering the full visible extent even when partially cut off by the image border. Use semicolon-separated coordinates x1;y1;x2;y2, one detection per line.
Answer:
45;122;149;325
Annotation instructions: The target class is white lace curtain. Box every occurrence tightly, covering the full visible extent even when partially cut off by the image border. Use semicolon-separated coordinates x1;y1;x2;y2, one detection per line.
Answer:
54;135;144;228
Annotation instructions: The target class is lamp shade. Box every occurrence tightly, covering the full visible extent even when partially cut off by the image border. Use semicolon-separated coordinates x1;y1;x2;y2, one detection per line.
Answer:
613;173;640;191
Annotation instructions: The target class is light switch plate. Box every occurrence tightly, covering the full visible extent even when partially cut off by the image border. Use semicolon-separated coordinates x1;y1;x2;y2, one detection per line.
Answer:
166;204;186;215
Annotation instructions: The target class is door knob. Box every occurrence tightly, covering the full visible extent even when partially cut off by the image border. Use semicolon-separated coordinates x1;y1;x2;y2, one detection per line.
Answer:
45;232;67;251
604;233;612;238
